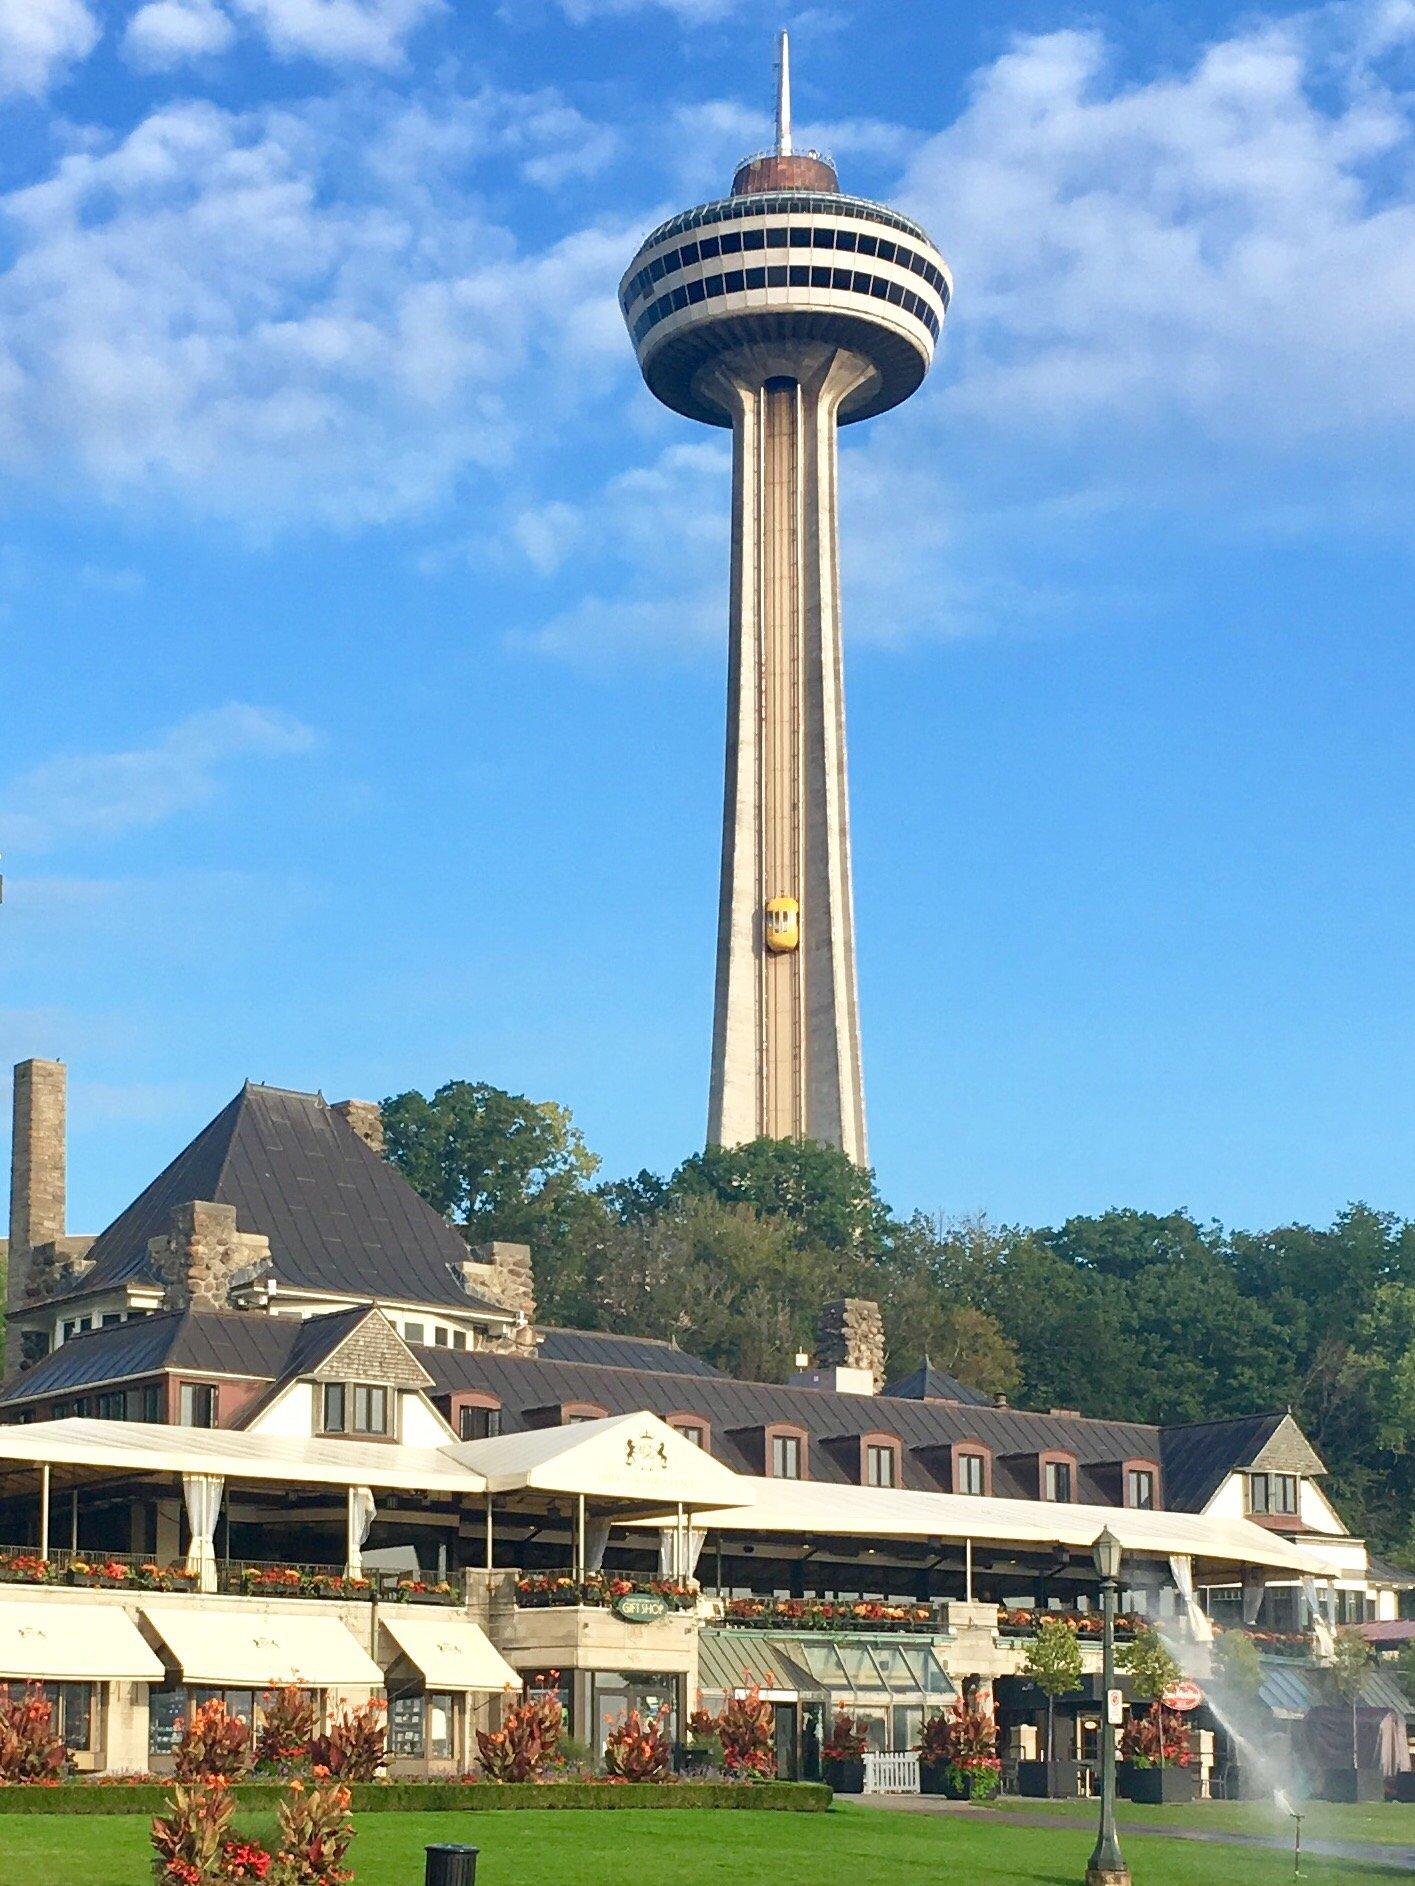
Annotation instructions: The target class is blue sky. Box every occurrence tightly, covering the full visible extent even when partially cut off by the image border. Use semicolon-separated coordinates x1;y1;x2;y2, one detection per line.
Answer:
1;0;1412;1240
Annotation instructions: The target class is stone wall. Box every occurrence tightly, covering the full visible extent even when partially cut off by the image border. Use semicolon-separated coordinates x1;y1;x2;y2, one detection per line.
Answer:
815;1297;886;1390
331;1098;384;1157
6;1058;68;1375
459;1241;536;1322
149;1201;271;1313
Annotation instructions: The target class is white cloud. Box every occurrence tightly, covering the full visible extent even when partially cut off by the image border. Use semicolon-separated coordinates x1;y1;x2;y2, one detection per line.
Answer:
552;0;740;22
0;0;99;97
124;0;236;69
0;93;631;523
0;705;316;853
227;0;441;68
902;13;1415;444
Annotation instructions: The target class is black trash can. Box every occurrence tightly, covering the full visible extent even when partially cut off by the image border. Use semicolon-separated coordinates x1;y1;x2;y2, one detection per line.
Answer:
426;1844;479;1886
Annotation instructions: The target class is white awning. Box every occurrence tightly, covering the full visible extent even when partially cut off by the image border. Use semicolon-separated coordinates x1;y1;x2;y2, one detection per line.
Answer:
450;1412;745;1509
0;1418;484;1496
143;1605;383;1688
0;1600;164;1682
628;1476;1343;1577
380;1611;522;1693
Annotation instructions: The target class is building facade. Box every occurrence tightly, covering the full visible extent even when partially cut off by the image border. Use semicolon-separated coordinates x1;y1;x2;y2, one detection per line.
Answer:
0;1064;1407;1785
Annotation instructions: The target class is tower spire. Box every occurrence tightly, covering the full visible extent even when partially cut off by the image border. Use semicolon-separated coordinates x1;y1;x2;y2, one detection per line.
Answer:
775;30;793;157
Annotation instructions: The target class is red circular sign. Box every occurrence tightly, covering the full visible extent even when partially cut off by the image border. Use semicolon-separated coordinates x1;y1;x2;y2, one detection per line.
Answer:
1161;1680;1203;1713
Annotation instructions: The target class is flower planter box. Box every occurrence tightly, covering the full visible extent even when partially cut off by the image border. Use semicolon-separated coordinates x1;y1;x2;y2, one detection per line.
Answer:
1118;1764;1199;1805
1318;1767;1384;1804
918;1761;960;1797
1014;1760;1082;1799
823;1757;864;1795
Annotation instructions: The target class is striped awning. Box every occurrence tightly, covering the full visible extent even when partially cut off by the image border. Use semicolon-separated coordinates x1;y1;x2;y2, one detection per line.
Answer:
1259;1662;1414;1720
698;1628;953;1707
697;1630;826;1703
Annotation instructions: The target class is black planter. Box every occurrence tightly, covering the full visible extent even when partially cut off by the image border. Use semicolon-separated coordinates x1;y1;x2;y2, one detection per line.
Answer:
824;1756;865;1795
1119;1764;1200;1805
1393;1772;1415;1804
1319;1767;1385;1804
1015;1760;1080;1799
919;1760;967;1798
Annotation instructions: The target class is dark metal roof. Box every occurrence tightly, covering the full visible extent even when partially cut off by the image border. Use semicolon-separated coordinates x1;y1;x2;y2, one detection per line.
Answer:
73;1084;504;1316
534;1328;725;1377
1159;1413;1285;1514
0;1304;402;1407
882;1361;993;1408
419;1348;1165;1499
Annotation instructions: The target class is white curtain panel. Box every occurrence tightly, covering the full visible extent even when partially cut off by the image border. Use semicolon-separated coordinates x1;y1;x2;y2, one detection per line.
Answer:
584;1519;612;1574
346;1486;377;1577
1301;1577;1337;1657
182;1474;225;1593
657;1526;707;1580
1242;1581;1266;1626
1168;1553;1214;1643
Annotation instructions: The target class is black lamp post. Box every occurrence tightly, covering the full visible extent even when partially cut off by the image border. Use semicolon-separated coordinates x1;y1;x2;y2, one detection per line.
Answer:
1085;1527;1130;1886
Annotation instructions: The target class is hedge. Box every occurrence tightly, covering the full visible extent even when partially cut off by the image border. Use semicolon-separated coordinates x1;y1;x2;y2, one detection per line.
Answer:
0;1780;833;1816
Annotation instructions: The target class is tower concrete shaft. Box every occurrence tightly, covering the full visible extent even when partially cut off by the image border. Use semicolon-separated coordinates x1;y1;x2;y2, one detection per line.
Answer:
620;37;950;1164
708;349;868;1161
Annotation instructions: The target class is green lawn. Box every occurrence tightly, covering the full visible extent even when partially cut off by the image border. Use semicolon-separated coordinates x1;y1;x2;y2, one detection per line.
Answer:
0;1803;1407;1886
994;1793;1415;1845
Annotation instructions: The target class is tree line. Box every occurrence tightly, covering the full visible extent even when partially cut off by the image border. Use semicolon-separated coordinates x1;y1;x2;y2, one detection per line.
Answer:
381;1080;1415;1560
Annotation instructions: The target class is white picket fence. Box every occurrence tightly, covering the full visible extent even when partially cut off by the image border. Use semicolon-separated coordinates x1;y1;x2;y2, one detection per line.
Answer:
863;1750;920;1795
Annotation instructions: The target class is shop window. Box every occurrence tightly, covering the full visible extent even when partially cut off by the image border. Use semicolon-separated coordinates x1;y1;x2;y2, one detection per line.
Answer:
389;1691;425;1758
179;1382;218;1428
149;1686;259;1758
34;1682;92;1751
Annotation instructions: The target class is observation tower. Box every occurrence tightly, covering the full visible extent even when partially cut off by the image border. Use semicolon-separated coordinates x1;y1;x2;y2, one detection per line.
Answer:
621;34;951;1163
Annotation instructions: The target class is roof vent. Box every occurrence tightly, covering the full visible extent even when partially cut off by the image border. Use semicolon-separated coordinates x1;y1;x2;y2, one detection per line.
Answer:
994;1393;1009;1408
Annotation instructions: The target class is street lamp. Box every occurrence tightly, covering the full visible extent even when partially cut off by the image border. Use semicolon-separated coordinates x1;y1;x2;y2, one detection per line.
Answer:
1086;1527;1131;1886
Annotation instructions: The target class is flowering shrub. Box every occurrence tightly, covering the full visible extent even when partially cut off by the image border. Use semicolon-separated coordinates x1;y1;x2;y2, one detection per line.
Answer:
174;1702;252;1784
0;1684;69;1783
272;1777;354;1886
229;1568;369;1603
255;1689;316;1775
514;1572;694;1610
308;1702;385;1782
476;1687;563;1782
1121;1704;1192;1769
919;1695;1001;1801
391;1578;457;1605
713;1685;775;1778
1212;1623;1313;1659
151;1777;240;1884
603;1706;672;1782
999;1607;1144;1640
0;1554;55;1585
723;1596;935;1634
822;1712;870;1763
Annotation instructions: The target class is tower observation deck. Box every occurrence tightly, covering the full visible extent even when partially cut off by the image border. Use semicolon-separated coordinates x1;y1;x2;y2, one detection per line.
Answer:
621;34;951;1163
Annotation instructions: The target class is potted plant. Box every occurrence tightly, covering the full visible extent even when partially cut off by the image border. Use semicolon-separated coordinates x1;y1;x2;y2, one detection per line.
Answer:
1320;1627;1383;1803
1116;1624;1198;1803
822;1710;869;1794
1016;1616;1083;1797
919;1693;1000;1800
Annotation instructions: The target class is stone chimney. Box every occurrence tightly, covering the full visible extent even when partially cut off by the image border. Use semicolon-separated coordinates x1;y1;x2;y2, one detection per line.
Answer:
458;1241;536;1323
150;1201;271;1313
7;1060;68;1374
808;1297;886;1393
331;1098;384;1157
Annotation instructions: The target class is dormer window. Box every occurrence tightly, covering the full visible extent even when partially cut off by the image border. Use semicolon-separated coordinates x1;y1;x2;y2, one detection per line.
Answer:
322;1382;393;1438
1042;1456;1074;1503
1248;1472;1298;1516
865;1441;898;1488
767;1427;806;1479
1127;1468;1156;1510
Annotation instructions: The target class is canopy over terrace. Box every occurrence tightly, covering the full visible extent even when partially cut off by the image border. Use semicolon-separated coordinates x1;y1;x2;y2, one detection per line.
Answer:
450;1412;749;1579
627;1475;1345;1588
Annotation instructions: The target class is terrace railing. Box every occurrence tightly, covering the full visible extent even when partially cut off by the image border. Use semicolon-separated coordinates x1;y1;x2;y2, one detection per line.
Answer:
720;1596;943;1635
0;1548;459;1604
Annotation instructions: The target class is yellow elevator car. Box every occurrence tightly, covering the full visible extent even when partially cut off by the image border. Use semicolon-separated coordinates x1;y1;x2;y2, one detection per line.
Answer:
764;896;800;953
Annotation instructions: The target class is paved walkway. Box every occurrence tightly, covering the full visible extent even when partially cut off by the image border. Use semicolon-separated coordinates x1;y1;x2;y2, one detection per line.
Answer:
854;1794;1415;1873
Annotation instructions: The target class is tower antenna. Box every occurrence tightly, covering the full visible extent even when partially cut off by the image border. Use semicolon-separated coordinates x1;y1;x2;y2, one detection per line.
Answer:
775;30;793;157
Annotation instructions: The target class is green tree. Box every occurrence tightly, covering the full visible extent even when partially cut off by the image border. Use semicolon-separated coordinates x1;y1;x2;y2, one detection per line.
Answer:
381;1081;600;1249
667;1138;892;1256
1021;1618;1083;1766
1211;1628;1264;1704
1328;1626;1375;1771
